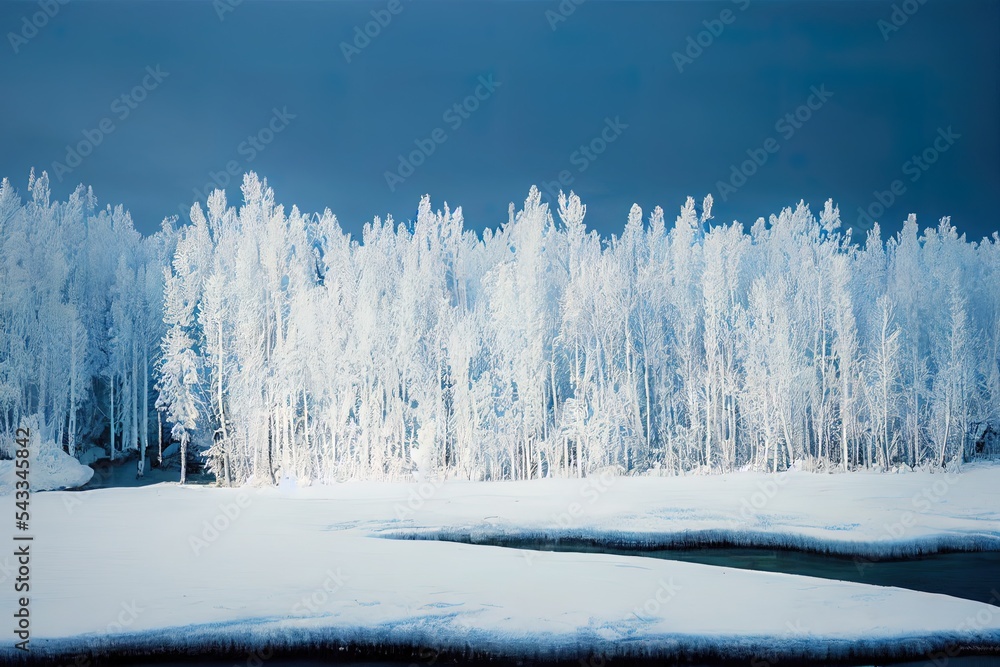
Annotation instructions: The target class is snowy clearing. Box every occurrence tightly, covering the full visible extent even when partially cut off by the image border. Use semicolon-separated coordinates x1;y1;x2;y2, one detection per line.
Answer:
2;466;1000;663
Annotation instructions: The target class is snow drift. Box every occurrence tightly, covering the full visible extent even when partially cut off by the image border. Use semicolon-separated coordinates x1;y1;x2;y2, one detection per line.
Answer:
0;428;93;492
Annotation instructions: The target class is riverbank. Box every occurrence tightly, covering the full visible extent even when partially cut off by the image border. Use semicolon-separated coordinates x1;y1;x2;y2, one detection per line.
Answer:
2;465;999;664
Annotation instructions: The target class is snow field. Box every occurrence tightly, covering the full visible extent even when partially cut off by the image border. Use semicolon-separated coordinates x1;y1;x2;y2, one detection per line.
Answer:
1;466;999;662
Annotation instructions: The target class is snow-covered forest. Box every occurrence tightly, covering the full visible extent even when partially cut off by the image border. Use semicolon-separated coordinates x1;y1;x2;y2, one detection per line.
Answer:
1;170;998;484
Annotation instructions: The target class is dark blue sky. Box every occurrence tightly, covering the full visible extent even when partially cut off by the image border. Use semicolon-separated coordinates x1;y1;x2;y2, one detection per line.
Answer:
1;0;997;240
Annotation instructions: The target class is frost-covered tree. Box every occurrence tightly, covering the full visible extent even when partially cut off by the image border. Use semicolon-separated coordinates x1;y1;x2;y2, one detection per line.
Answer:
2;169;997;482
155;205;211;484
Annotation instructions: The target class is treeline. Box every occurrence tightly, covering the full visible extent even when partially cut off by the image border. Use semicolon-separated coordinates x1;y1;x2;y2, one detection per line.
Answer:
0;172;172;472
1;171;998;483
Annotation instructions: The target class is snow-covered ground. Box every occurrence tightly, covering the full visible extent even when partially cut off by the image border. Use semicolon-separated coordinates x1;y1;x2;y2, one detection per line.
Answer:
374;463;1000;558
2;465;999;663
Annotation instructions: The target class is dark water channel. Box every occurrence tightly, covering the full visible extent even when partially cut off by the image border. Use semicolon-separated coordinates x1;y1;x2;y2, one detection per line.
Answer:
476;538;1000;604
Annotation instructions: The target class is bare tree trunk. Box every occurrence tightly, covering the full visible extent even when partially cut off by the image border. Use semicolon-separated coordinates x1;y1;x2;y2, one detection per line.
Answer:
69;322;77;457
911;347;919;466
705;372;713;469
841;370;849;472
131;341;139;452
142;348;148;472
109;376;115;461
781;410;794;471
216;320;231;486
180;432;187;485
939;394;951;467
